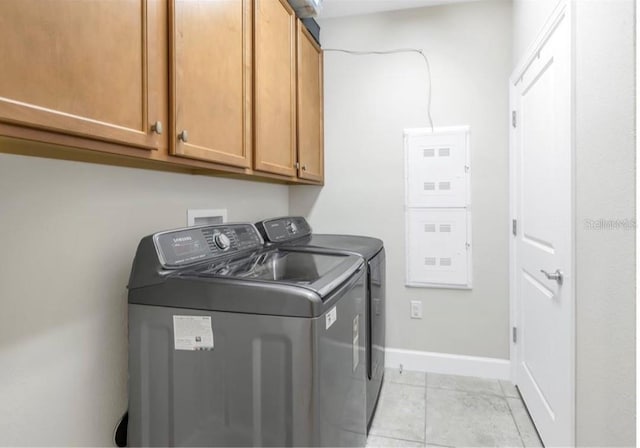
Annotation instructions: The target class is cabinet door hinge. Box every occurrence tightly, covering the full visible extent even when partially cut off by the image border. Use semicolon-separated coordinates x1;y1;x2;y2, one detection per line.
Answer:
512;327;518;343
512;219;517;236
512;110;517;128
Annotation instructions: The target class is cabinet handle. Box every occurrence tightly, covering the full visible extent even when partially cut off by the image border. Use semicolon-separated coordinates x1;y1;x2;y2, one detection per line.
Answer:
179;130;189;143
151;121;163;135
302;165;307;171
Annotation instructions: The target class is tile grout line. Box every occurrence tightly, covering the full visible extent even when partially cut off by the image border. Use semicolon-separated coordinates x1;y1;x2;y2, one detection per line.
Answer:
425;385;509;399
387;382;513;400
424;371;428;446
369;434;426;445
422;373;454;448
369;378;429;446
385;381;427;389
505;395;527;448
499;379;507;396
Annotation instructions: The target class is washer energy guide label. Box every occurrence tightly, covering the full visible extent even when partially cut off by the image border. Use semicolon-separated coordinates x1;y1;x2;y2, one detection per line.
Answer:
173;315;214;351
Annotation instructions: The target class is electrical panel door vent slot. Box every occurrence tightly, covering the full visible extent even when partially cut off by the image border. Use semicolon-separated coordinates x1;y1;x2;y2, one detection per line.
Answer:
424;224;436;232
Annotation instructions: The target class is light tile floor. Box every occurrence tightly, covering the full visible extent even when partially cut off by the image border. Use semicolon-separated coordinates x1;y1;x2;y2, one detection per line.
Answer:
367;369;543;447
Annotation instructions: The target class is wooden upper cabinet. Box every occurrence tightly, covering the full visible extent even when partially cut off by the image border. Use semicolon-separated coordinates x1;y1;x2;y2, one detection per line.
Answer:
0;0;167;151
0;0;324;183
253;0;297;177
171;0;252;168
296;21;324;182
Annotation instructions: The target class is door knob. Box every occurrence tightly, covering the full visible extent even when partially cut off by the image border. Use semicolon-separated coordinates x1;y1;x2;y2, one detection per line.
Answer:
540;269;563;285
151;121;163;135
178;130;188;143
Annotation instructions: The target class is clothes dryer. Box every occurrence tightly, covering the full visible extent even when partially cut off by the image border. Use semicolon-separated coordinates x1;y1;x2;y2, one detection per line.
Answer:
255;217;385;429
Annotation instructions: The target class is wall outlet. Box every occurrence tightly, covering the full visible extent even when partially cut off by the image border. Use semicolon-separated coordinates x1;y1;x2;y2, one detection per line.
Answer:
410;300;423;319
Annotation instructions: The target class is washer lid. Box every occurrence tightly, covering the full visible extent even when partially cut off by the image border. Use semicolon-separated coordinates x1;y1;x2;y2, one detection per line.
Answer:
129;249;365;317
190;249;362;298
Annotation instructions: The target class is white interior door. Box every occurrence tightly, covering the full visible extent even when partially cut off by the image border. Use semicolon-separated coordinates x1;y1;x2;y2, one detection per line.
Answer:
510;3;574;447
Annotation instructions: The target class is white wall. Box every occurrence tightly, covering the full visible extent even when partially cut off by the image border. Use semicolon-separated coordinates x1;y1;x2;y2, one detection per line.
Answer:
513;0;636;445
0;144;289;446
290;0;513;359
573;1;636;446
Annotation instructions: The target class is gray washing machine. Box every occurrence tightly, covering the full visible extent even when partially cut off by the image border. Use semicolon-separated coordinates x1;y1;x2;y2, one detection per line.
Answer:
255;217;385;429
127;223;367;447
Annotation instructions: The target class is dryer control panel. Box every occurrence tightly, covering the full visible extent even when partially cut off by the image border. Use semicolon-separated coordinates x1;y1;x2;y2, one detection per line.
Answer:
256;216;312;243
153;224;263;268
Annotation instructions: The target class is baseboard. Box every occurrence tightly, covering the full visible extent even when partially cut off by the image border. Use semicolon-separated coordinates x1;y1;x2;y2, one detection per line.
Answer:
385;347;511;380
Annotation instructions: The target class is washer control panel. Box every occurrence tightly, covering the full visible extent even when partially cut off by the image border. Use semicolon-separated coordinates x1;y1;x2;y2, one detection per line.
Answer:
214;232;231;251
257;216;312;243
154;223;263;267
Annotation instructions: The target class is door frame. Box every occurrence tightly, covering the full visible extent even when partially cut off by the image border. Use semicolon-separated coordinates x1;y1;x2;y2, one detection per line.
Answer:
508;0;576;444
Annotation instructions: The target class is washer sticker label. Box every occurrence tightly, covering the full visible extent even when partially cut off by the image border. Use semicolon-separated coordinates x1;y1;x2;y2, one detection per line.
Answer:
353;314;360;371
173;315;214;351
326;306;337;330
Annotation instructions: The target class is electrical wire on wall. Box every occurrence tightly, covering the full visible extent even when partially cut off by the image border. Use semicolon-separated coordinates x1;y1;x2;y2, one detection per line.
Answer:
323;48;435;131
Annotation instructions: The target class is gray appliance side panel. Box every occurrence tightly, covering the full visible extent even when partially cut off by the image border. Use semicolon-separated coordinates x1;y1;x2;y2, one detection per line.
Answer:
317;269;368;447
128;305;318;447
366;248;386;425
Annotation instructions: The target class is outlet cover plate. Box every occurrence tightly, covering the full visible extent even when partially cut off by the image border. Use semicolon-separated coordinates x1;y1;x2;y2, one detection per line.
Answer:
410;300;423;319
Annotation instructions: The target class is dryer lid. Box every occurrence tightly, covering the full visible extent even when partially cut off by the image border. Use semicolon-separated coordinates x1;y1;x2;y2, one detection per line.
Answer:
290;234;384;261
255;216;384;260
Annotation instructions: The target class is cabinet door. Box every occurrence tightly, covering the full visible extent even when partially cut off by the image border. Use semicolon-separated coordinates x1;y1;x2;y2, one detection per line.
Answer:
296;21;324;182
0;0;167;151
254;0;297;177
172;0;252;168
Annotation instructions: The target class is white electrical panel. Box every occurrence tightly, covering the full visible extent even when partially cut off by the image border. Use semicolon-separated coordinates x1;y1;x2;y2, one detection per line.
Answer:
404;127;472;289
406;208;472;288
406;128;469;208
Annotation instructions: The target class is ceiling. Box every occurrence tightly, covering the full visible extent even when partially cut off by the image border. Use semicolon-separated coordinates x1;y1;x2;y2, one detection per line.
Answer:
319;0;479;19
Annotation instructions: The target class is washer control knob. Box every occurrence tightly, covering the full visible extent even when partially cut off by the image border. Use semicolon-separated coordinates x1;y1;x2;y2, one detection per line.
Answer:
286;221;298;234
214;233;231;251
